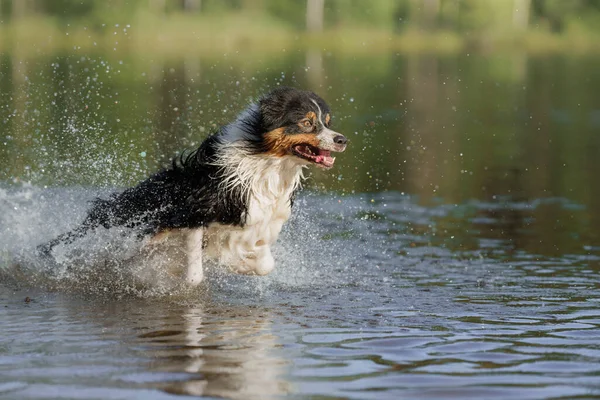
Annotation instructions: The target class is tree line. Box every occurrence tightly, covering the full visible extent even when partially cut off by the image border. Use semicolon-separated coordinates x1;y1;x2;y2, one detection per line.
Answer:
2;0;600;35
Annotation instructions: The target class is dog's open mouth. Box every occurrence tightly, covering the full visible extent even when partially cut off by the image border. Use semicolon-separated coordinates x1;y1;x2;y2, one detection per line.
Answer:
291;144;335;168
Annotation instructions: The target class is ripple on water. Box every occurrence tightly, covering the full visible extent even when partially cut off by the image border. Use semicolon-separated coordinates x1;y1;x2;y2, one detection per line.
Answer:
1;189;600;399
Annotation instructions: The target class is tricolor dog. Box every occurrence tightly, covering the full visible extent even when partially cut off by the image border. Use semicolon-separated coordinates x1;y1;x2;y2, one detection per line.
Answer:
39;87;347;284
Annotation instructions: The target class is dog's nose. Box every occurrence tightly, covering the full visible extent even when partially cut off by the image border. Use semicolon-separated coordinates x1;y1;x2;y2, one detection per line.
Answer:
333;135;348;145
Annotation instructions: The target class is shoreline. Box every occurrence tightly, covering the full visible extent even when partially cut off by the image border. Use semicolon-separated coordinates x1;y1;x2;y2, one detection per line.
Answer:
2;14;600;58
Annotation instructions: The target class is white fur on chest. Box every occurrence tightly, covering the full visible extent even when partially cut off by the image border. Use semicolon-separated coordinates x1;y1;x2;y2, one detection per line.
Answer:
203;151;305;275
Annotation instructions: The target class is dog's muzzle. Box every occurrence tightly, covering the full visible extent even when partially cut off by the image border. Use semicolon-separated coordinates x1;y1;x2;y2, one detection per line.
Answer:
317;128;348;152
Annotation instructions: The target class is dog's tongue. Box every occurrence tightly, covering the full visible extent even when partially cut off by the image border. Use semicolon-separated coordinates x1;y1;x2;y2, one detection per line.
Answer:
314;149;334;165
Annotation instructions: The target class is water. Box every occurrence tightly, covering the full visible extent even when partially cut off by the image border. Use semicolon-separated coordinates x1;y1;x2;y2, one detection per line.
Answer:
2;49;600;399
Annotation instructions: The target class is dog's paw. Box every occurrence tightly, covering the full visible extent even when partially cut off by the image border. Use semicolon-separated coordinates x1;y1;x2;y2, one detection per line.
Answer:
253;257;275;276
186;270;204;286
234;248;275;276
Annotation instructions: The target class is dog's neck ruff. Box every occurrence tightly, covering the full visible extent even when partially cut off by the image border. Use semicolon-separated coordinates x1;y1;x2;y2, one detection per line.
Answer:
210;103;307;214
203;138;305;274
221;103;260;143
214;141;305;213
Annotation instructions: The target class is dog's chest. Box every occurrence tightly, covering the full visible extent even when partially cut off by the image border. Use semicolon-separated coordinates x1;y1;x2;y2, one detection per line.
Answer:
203;157;302;261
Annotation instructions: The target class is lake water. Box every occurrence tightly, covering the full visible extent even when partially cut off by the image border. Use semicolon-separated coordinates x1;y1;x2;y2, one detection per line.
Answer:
1;49;600;399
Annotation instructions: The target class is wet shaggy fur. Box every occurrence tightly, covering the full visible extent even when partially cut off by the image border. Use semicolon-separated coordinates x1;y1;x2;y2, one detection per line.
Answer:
38;134;246;252
38;87;347;283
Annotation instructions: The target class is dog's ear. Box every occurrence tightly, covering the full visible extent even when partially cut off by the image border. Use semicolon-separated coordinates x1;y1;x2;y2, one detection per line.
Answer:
259;87;300;130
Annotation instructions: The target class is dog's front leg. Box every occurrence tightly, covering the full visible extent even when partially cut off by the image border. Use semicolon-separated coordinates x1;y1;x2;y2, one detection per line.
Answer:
186;228;204;285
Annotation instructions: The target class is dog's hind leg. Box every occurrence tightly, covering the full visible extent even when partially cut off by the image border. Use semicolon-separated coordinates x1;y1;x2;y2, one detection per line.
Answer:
186;228;204;286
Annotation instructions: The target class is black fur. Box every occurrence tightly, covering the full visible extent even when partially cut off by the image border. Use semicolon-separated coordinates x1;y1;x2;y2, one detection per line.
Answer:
38;87;333;256
259;86;331;134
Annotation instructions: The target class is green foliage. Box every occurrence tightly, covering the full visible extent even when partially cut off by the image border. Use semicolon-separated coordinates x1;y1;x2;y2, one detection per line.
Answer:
264;0;305;29
533;0;582;32
38;0;96;19
200;0;244;13
326;0;399;29
3;0;600;37
455;0;495;33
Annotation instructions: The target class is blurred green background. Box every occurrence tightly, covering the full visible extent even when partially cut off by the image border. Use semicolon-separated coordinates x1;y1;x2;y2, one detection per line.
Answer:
2;0;600;54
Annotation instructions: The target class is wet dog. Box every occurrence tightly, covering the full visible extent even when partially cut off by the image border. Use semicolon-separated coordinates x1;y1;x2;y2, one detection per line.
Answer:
38;87;347;284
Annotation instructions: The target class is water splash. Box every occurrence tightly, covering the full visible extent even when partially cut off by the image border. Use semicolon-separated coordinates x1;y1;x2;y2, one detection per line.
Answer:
0;184;378;299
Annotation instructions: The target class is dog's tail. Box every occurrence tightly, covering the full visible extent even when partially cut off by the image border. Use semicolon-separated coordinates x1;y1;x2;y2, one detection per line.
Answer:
36;223;95;257
36;195;120;258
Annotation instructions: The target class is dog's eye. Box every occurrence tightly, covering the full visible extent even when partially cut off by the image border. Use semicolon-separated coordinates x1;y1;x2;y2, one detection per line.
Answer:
302;120;312;128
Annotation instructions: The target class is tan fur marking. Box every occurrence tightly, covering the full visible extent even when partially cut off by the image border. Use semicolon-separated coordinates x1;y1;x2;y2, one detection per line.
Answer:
264;128;320;157
325;113;331;125
306;111;316;121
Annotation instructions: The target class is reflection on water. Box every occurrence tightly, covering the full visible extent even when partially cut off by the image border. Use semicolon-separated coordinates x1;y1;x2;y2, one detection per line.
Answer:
2;50;600;208
0;293;289;399
1;192;600;399
1;47;600;398
129;304;289;398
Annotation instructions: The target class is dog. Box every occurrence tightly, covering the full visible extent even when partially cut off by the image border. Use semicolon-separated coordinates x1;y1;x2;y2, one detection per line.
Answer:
38;87;347;285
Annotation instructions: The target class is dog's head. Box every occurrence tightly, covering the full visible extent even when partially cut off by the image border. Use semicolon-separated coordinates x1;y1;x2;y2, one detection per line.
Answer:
259;87;347;169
